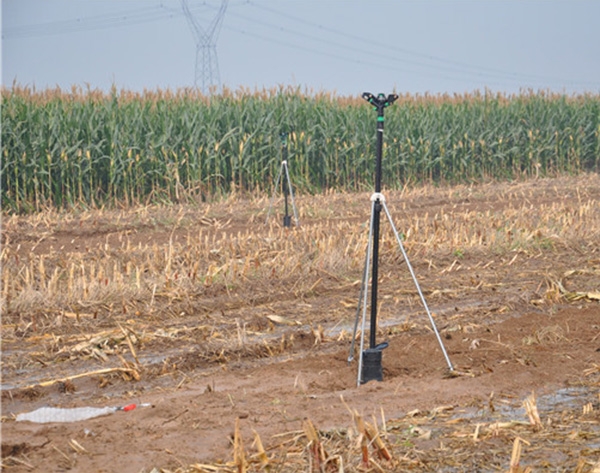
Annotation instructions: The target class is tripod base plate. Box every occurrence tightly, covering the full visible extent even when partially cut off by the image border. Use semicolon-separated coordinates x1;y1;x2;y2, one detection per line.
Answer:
361;348;383;384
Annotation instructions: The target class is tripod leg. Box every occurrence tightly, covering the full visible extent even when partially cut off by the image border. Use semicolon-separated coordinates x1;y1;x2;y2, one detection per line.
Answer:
265;163;284;225
381;200;454;372
348;247;370;363
356;199;377;387
283;161;300;226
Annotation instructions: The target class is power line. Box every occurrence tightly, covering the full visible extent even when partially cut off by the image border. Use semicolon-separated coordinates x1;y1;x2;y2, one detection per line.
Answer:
216;6;587;91
2;2;235;39
223;8;525;88
4;1;599;92
240;1;600;90
2;4;181;38
221;23;527;92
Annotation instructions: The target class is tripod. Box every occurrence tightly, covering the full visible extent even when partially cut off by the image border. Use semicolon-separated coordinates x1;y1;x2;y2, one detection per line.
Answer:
265;132;299;227
348;92;454;386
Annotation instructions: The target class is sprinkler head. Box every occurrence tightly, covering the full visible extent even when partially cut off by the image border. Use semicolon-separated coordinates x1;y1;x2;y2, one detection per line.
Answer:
385;93;399;106
362;92;398;110
362;92;375;103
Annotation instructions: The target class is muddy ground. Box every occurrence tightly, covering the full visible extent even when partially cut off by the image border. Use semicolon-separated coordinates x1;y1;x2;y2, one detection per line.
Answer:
1;175;600;472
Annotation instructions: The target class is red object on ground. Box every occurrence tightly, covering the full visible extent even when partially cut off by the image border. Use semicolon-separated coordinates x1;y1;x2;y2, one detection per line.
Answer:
121;404;137;412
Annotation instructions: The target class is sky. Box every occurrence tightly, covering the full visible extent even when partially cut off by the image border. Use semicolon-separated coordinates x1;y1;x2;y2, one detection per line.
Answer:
2;0;600;98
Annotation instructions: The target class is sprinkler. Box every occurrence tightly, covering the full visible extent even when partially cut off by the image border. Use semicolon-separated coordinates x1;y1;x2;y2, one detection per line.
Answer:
281;132;292;228
361;92;398;383
265;131;300;227
348;92;454;386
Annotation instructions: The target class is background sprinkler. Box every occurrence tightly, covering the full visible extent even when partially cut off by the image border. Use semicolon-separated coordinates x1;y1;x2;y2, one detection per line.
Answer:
281;132;291;227
349;92;454;386
266;131;299;227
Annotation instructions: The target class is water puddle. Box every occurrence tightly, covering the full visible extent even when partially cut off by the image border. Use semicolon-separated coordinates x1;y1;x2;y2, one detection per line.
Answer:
448;386;597;425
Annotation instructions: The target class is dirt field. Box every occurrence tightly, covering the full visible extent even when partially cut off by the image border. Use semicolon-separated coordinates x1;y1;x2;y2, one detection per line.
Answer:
2;175;600;472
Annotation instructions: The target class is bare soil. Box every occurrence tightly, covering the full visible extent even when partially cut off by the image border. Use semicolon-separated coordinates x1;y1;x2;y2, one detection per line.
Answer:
2;175;600;472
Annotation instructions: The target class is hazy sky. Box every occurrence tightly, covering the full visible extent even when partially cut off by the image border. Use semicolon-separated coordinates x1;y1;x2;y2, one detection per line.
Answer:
2;0;600;97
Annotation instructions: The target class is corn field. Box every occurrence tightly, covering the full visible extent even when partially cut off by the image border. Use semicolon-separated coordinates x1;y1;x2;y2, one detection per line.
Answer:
2;86;599;213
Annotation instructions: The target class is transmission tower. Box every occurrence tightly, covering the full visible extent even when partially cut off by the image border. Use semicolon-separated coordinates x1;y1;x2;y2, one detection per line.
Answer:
180;0;228;94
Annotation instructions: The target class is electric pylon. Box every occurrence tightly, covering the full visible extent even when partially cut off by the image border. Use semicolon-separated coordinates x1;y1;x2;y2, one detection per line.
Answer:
180;0;228;95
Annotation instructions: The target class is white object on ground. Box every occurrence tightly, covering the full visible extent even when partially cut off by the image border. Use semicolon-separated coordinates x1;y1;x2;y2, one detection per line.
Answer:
16;406;117;423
